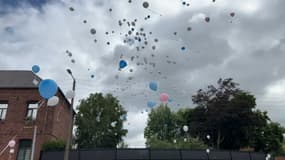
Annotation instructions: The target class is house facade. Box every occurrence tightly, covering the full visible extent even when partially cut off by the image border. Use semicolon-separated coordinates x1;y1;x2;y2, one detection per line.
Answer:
0;70;73;160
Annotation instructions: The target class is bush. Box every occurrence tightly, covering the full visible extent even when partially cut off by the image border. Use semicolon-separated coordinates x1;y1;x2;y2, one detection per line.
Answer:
42;139;66;151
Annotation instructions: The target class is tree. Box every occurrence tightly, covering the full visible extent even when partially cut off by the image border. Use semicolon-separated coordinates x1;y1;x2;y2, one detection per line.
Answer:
191;78;285;152
75;93;127;148
144;105;177;146
253;122;285;154
144;105;206;149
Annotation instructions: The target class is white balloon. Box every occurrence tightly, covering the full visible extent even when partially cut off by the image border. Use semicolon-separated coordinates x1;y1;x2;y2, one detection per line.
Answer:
66;90;75;99
111;121;117;127
8;140;16;148
206;149;210;154
184;138;187;142
206;134;210;140
32;79;39;86
9;149;15;154
183;125;189;132
47;96;59;106
173;139;177;143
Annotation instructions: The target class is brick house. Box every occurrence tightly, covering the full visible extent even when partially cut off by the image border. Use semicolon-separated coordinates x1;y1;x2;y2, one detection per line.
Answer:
0;70;73;160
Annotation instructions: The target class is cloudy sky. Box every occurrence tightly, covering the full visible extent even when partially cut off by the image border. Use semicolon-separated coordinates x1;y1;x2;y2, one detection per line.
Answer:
1;0;285;147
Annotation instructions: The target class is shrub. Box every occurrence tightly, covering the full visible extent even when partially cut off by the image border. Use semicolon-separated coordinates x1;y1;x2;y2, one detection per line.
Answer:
41;139;66;151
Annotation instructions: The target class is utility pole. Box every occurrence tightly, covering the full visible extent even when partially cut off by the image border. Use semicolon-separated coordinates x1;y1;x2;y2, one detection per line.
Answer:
64;69;76;160
30;125;37;160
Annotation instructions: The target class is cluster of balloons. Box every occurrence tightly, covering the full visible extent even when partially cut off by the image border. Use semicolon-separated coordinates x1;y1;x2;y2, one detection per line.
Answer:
8;140;16;154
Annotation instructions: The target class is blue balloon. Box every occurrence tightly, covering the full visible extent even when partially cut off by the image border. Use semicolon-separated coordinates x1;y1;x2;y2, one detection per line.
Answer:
147;101;156;108
119;60;127;69
32;65;40;73
149;81;158;91
168;97;173;103
39;79;58;99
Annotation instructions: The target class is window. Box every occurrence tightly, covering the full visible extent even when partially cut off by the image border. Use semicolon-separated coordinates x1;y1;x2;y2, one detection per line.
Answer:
26;102;38;120
16;140;32;160
0;103;8;120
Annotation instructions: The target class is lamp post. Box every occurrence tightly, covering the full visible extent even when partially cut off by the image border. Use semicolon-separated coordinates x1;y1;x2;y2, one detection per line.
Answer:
64;69;76;160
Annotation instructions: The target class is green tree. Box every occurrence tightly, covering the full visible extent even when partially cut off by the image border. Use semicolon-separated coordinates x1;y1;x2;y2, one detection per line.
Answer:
144;105;206;149
144;105;177;146
253;122;285;154
191;78;285;152
75;93;127;148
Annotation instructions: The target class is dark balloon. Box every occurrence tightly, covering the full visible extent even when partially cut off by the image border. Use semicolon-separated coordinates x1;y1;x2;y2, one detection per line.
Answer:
230;12;235;17
69;7;74;11
83;20;87;23
142;1;149;8
90;28;96;35
205;17;210;22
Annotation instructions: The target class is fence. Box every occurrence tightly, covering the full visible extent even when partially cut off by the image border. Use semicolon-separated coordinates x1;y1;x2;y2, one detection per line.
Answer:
40;149;266;160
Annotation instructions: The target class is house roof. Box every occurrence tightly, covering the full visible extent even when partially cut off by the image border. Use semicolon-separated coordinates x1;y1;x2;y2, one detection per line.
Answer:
0;70;39;88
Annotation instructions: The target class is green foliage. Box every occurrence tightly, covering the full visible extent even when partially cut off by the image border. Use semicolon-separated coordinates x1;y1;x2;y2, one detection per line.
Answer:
190;78;285;152
75;93;128;148
144;105;177;146
253;122;285;154
145;105;207;149
147;136;207;149
117;141;128;148
41;139;66;151
144;78;285;153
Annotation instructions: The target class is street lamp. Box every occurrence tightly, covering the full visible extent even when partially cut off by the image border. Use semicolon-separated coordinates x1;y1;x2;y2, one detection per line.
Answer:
64;69;76;160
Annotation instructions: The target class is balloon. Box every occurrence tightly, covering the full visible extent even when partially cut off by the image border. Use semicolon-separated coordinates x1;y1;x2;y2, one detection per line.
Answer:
168;97;173;102
206;149;210;154
205;17;210;22
173;139;177;143
160;93;169;102
230;12;235;17
32;65;40;73
32;79;39;86
8;140;16;148
111;121;117;127
206;134;210;139
90;28;96;35
147;101;156;108
183;125;189;132
119;60;127;69
39;79;58;99
9;148;15;154
184;138;187;142
149;81;158;91
66;90;75;99
47;96;59;106
142;1;149;8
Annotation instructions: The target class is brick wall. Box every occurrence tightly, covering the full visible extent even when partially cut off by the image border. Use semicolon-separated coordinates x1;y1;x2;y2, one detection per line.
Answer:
0;88;71;160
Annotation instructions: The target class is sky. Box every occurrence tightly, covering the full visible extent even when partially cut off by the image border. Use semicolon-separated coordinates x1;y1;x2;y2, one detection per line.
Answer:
1;0;285;147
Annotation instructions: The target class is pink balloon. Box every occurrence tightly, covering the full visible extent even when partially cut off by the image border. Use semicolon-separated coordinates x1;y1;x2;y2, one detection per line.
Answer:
8;140;16;148
160;93;169;102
